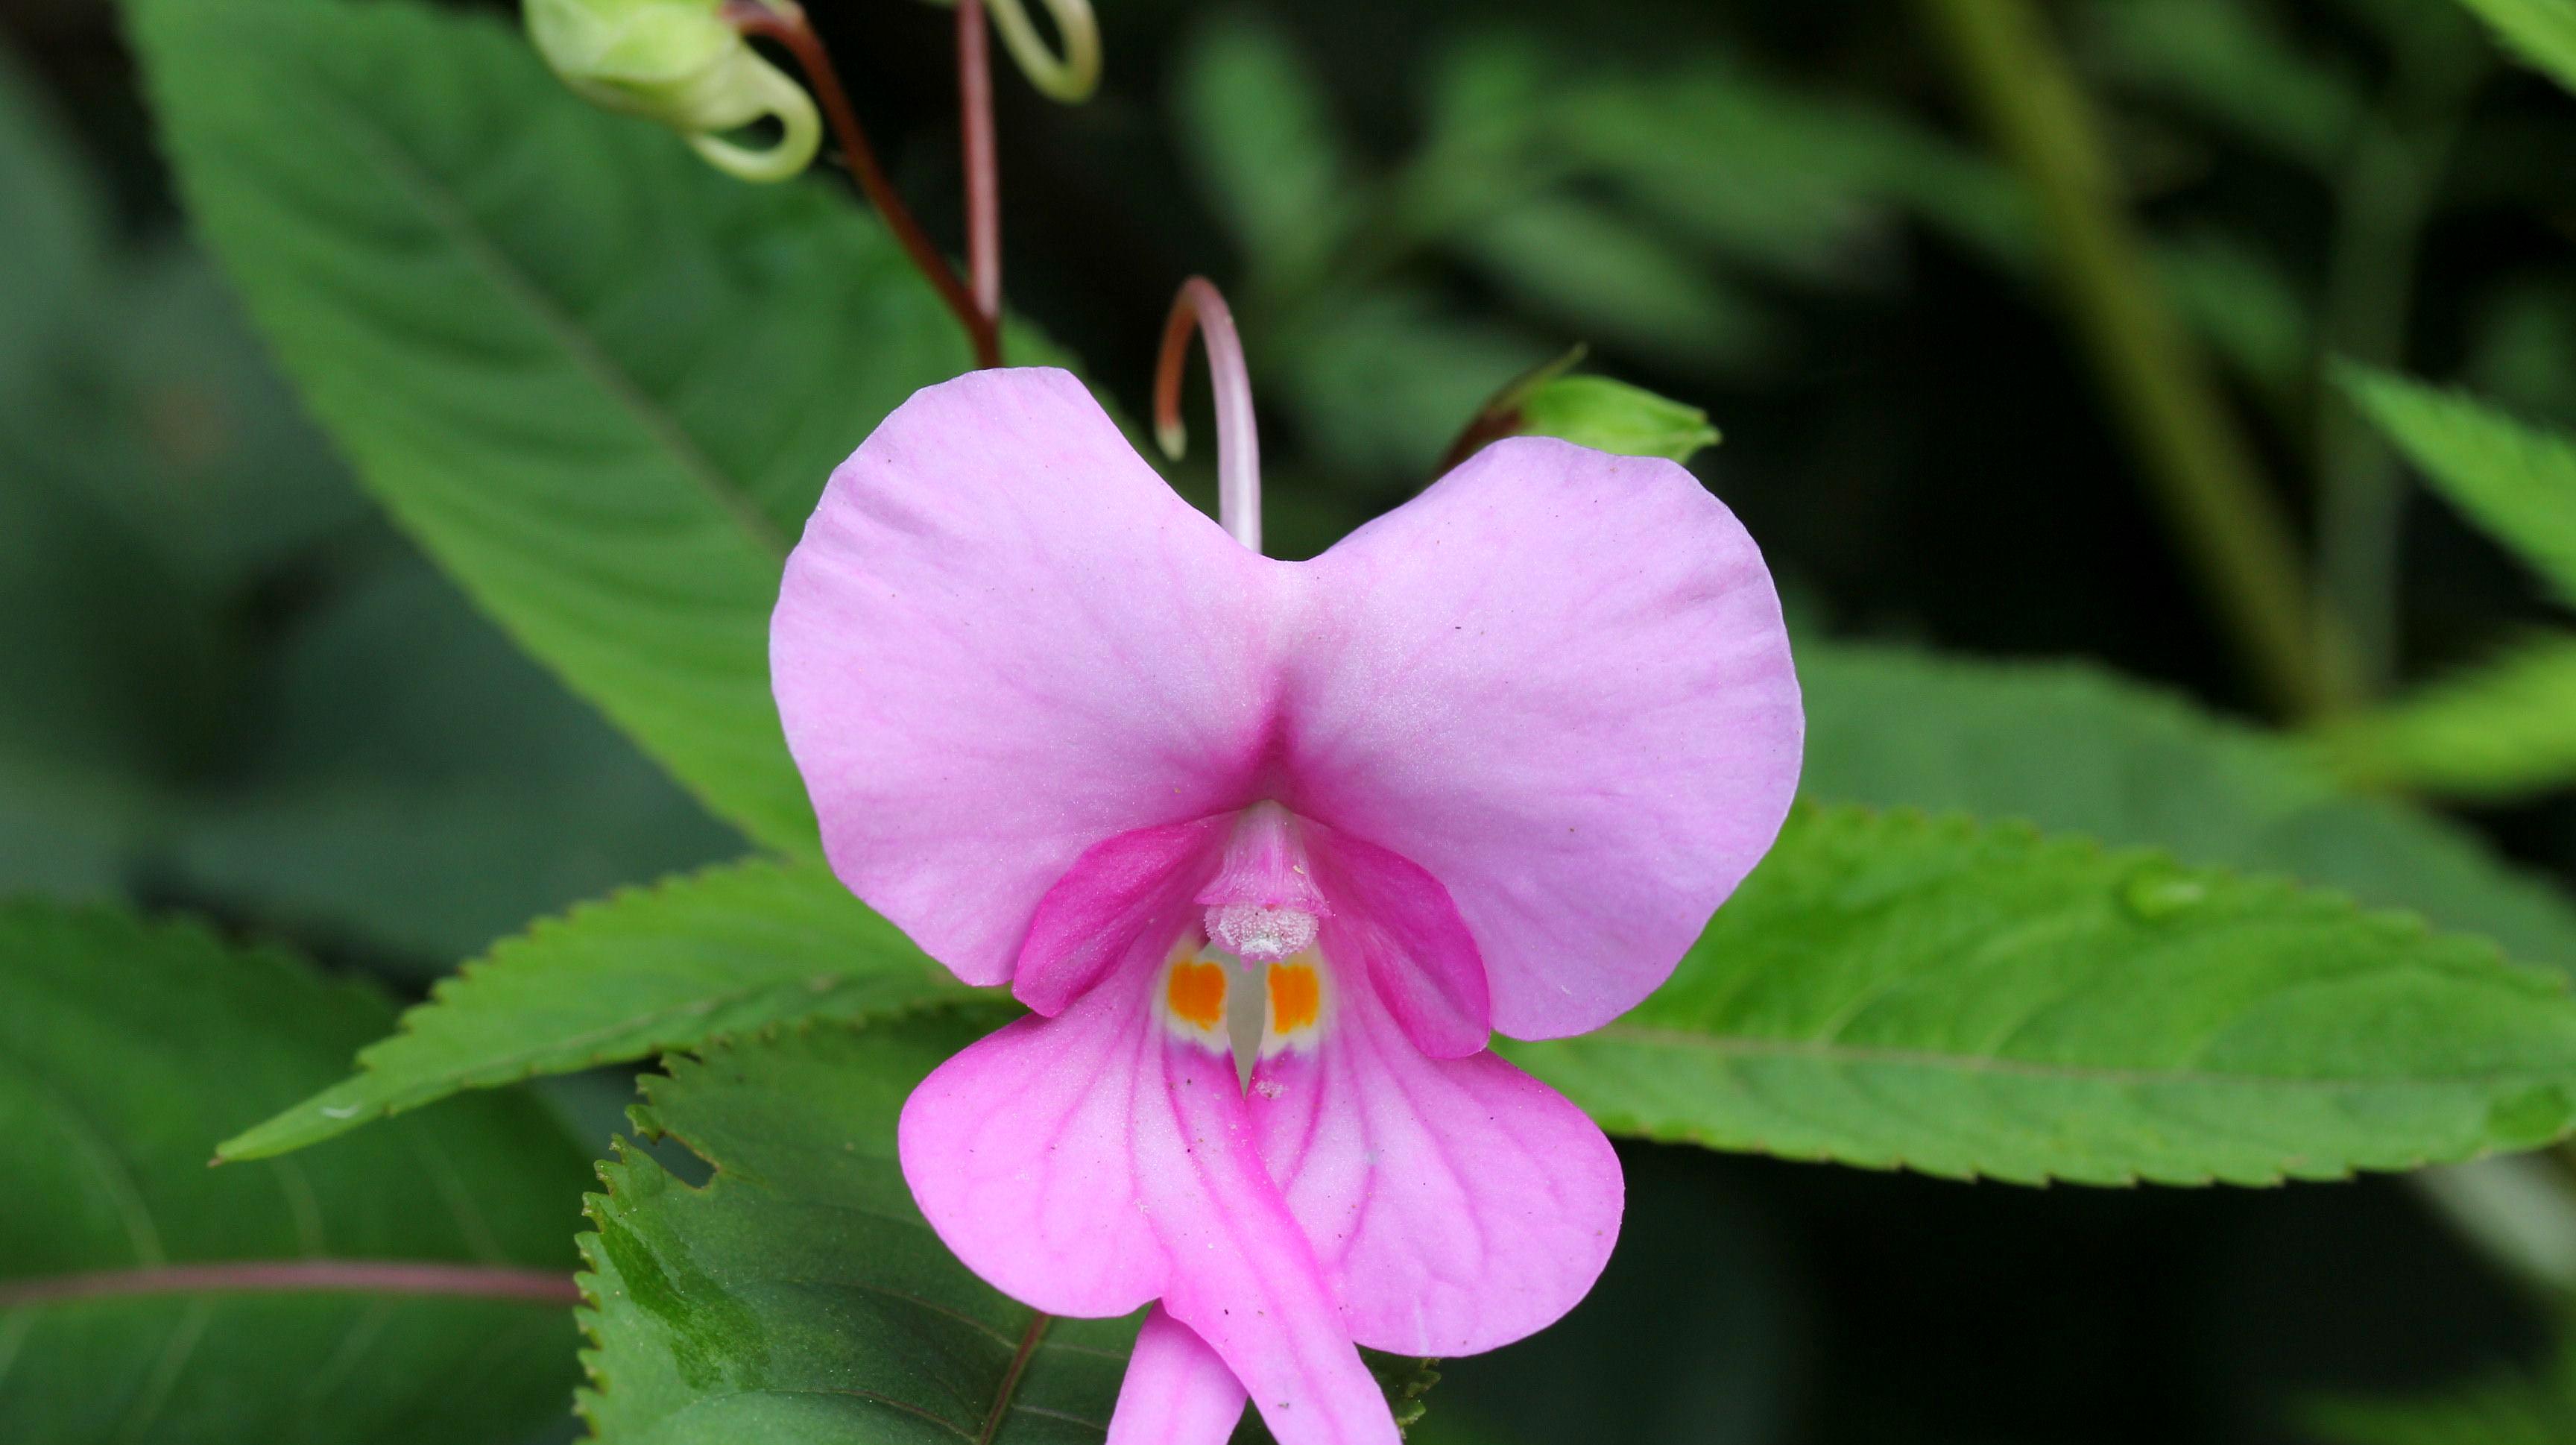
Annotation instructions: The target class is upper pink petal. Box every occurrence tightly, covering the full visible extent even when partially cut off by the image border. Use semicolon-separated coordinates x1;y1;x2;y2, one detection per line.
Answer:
1251;963;1622;1357
772;368;1277;986
1281;438;1801;1036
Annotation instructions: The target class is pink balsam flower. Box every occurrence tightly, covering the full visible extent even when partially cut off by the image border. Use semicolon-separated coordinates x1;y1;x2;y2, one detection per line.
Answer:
771;366;1800;1445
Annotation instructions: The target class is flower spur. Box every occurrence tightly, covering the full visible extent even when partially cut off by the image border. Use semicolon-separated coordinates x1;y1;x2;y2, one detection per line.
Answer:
770;361;1800;1444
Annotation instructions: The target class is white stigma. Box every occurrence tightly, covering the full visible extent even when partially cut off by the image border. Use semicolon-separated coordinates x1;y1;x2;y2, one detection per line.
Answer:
1205;902;1319;963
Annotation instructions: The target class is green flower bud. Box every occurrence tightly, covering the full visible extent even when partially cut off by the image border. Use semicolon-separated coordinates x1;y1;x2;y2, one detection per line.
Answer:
1515;374;1721;465
525;0;821;183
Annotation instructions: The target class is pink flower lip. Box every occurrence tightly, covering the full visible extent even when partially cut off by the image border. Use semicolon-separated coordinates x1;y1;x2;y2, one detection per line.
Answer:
771;366;1802;1444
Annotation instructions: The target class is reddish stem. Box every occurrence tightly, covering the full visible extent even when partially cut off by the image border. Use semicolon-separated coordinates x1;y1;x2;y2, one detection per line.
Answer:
0;1261;581;1310
958;0;1003;348
724;1;999;368
1154;277;1262;552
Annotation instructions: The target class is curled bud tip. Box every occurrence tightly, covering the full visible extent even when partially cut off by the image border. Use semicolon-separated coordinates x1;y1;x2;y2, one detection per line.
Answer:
525;0;822;182
975;0;1102;102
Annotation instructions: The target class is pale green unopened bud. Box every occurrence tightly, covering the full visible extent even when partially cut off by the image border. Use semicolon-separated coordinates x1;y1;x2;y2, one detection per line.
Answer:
525;0;821;183
1517;374;1721;464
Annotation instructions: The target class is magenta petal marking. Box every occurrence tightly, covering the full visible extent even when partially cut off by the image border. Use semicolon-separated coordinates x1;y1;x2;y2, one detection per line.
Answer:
1286;436;1802;1038
771;368;1277;987
1151;1027;1398;1445
1017;818;1228;1016
1107;1306;1247;1445
1301;825;1488;1059
1252;966;1622;1357
901;940;1398;1445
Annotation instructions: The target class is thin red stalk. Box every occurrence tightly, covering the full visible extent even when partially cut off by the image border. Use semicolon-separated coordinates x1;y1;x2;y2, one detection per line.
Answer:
0;1261;581;1310
958;0;1003;349
1153;277;1261;552
724;1;998;368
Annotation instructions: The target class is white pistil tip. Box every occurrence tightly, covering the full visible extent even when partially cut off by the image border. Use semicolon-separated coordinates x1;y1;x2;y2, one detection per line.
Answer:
1206;903;1317;963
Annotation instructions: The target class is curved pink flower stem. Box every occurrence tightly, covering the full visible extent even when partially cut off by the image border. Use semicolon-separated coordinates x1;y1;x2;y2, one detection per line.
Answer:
1153;277;1262;553
958;0;1003;341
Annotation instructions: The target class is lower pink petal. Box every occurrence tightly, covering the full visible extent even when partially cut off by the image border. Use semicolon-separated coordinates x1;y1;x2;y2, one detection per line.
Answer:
1107;1306;1246;1445
1145;1007;1399;1445
1253;964;1623;1357
898;977;1166;1317
902;940;1399;1445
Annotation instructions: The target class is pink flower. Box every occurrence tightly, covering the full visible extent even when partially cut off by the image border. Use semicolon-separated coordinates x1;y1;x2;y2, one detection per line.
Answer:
771;367;1800;1444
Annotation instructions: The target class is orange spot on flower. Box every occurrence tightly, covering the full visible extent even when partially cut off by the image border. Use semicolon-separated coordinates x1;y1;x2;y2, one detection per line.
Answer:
1166;959;1228;1029
1267;963;1320;1033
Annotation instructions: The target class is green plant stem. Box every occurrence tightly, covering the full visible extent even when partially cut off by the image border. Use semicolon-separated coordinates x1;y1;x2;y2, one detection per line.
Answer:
2314;125;2453;696
1915;0;2349;719
2314;57;2483;696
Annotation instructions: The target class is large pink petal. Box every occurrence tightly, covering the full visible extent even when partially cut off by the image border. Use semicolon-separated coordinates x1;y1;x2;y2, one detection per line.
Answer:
1281;438;1801;1036
773;368;1278;986
1108;1306;1246;1445
1251;954;1623;1357
900;938;1398;1445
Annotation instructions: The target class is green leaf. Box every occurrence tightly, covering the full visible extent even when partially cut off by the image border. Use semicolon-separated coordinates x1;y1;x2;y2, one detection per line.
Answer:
1269;286;1550;479
577;1007;1131;1442
217;855;970;1161
1517;374;1722;464
2340;365;2576;609
0;901;591;1444
2306;1333;2576;1445
0;38;105;385
2155;230;2311;397
2449;0;2576;94
1503;806;2576;1186
170;557;737;966
1451;194;1772;370
127;0;1020;857
579;1009;1432;1444
2077;0;2362;170
1173;11;1357;292
2321;633;2576;799
1798;641;2576;976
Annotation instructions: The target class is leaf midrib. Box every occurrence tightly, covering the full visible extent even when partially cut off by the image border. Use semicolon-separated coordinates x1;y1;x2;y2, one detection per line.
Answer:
300;52;792;560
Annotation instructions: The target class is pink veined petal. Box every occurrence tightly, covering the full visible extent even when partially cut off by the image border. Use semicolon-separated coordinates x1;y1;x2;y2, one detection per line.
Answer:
897;967;1164;1316
1301;823;1487;1059
1281;437;1802;1037
1107;1306;1246;1445
1015;817;1228;1015
1252;945;1623;1357
900;936;1398;1445
772;368;1279;986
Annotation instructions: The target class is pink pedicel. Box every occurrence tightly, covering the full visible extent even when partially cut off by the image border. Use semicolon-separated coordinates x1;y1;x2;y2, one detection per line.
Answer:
770;366;1801;1444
